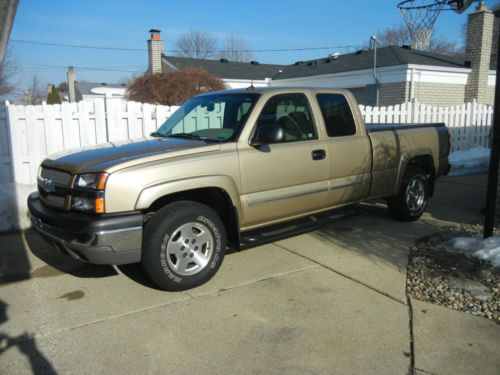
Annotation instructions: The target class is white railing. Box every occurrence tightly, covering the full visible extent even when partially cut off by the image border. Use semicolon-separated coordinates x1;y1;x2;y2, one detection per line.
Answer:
360;99;493;152
0;98;493;185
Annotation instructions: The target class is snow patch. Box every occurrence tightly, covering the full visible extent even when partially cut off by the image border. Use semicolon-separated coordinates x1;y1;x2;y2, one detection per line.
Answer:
0;183;37;232
448;146;490;176
451;236;500;267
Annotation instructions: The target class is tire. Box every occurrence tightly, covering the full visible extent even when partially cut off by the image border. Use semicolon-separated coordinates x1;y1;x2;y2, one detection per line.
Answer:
387;166;429;222
142;201;226;291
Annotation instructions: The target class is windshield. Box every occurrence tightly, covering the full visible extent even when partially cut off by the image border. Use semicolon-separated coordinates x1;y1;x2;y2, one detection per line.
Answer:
154;93;260;142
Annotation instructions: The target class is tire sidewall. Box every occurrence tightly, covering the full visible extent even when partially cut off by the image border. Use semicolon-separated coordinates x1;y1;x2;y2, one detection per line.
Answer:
144;203;226;291
402;169;429;219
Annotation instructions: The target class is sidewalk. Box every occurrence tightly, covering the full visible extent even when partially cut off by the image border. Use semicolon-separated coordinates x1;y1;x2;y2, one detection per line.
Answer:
0;174;498;374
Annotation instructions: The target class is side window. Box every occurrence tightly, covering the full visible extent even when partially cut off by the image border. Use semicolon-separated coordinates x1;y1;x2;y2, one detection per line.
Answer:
317;94;356;137
256;93;317;142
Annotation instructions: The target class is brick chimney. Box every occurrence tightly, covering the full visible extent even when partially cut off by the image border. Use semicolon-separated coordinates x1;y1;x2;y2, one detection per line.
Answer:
465;1;494;103
148;29;164;74
67;66;76;102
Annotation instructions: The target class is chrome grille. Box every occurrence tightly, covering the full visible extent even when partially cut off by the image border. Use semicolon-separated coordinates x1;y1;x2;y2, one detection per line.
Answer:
40;168;72;186
39;194;66;208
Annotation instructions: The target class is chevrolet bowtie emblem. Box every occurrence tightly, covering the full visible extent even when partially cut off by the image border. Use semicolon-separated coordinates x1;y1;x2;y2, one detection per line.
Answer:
41;178;54;192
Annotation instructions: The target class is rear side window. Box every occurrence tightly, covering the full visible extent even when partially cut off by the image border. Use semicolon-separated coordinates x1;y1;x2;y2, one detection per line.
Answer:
317;94;356;137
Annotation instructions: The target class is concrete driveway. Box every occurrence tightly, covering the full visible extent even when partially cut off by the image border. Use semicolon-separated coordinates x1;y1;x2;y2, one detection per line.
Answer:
0;174;499;374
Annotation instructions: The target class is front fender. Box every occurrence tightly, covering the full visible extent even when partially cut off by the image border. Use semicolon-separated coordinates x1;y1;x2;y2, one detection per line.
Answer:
134;175;242;215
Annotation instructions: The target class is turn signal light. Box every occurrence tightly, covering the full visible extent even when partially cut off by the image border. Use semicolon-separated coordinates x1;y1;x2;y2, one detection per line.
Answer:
95;198;105;214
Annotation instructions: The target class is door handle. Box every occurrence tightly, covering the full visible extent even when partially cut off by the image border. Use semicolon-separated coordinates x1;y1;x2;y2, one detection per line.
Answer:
312;149;326;160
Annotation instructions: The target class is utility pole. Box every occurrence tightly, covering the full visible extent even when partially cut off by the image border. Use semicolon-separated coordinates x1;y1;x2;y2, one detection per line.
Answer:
484;5;500;237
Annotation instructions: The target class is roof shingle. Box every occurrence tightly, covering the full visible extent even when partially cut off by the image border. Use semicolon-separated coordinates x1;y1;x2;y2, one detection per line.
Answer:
162;55;284;80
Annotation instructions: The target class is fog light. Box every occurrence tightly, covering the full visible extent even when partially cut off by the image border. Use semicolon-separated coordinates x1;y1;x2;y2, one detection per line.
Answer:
72;197;95;212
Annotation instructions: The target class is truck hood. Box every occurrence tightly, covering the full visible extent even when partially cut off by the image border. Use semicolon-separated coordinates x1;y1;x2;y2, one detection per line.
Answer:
42;137;221;174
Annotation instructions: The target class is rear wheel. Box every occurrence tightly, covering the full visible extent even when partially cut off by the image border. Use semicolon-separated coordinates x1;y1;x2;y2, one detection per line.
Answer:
142;201;226;291
387;167;429;221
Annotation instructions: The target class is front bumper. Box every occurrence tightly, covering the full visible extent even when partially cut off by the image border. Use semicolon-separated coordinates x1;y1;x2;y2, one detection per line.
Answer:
28;193;143;265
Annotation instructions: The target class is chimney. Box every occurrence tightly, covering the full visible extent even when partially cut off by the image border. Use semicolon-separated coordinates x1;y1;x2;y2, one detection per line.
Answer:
465;2;494;103
148;29;164;74
67;66;76;102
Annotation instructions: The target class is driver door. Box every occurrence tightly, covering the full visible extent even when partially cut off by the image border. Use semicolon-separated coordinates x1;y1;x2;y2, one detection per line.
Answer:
237;93;330;229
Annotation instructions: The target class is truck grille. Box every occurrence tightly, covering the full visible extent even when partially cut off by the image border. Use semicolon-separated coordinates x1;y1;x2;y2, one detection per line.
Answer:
40;168;72;186
38;167;73;210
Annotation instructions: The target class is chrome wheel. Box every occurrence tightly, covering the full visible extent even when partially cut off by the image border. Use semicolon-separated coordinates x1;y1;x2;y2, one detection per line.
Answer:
405;176;426;215
165;222;214;276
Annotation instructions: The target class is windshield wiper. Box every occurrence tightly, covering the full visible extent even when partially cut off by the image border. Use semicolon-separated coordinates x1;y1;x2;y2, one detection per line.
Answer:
150;131;167;138
168;133;205;140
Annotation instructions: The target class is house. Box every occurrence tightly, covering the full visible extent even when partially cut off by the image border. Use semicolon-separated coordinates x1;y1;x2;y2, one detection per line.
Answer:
271;3;494;107
66;67;127;102
147;4;495;107
147;29;284;88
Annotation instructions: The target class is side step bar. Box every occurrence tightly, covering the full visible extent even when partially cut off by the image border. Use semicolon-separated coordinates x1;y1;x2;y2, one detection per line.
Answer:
239;204;364;250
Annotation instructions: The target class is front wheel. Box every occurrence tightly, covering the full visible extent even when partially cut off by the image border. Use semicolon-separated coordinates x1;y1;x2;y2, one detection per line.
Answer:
387;167;429;221
142;201;226;291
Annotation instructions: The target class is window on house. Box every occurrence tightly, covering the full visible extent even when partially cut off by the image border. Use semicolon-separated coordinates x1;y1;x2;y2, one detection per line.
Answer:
316;94;356;137
256;93;317;142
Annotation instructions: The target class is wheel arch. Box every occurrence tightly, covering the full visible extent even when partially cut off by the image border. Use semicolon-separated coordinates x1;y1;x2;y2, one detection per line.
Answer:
396;154;436;197
137;178;241;250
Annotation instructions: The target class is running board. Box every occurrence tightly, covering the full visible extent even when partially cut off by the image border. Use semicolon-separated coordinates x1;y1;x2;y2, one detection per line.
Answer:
240;204;364;250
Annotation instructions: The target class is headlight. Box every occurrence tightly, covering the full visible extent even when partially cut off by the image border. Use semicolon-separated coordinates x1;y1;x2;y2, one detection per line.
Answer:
75;173;108;190
73;173;108;213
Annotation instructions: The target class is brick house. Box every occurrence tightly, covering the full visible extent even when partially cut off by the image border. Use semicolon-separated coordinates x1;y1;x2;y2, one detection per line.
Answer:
147;4;495;106
270;4;495;107
148;29;284;89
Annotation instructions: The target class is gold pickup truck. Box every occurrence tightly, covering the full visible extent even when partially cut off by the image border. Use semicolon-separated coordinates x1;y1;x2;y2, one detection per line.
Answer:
28;88;450;290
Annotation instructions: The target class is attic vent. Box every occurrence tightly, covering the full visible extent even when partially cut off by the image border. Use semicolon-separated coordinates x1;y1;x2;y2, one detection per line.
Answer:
101;82;107;85
307;60;318;67
250;60;260;65
330;52;340;60
324;58;332;63
219;58;229;63
294;61;304;66
355;49;365;55
402;45;412;50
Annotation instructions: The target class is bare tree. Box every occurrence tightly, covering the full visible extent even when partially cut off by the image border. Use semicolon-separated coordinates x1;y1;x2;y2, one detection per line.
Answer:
24;74;46;105
372;23;463;56
0;49;19;99
220;35;253;62
175;30;218;59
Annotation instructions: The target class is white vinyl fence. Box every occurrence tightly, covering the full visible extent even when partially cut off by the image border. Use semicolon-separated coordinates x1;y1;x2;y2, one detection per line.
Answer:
0;98;493;185
1;99;179;185
360;99;493;152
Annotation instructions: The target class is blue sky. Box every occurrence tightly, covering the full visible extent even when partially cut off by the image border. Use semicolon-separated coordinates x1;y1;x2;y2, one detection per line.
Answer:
8;0;498;92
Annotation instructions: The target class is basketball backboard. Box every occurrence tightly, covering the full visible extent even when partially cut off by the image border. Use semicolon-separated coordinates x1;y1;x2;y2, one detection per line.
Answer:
447;0;476;14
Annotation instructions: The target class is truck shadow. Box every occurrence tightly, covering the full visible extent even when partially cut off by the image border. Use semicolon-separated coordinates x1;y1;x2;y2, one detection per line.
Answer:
292;173;486;275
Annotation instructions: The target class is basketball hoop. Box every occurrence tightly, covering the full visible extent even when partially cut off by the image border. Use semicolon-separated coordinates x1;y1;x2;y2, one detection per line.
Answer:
398;1;477;50
398;1;447;50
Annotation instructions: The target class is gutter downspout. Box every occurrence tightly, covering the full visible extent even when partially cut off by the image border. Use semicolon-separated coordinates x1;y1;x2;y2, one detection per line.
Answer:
410;68;416;101
371;36;381;106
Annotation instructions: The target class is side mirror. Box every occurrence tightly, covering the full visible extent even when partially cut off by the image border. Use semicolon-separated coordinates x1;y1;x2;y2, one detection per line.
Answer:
251;124;284;146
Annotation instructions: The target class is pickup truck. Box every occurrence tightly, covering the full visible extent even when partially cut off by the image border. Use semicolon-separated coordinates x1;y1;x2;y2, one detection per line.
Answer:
28;87;450;291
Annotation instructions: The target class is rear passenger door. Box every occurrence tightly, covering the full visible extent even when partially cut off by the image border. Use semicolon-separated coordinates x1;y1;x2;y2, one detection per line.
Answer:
316;93;372;206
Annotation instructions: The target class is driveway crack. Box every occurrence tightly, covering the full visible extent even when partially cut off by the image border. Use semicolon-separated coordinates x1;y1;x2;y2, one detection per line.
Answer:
274;243;406;305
